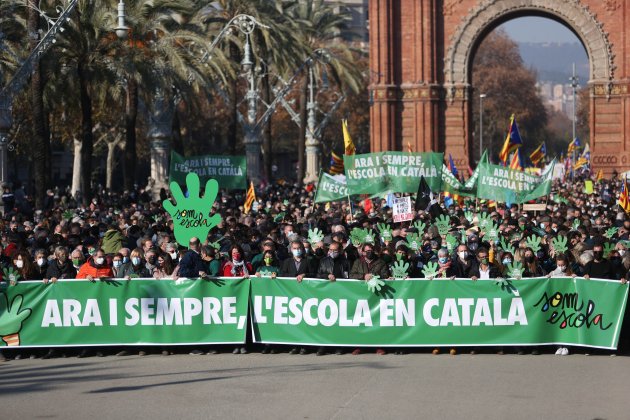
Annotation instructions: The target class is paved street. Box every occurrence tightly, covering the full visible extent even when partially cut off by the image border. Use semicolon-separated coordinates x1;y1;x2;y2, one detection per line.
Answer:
0;350;628;420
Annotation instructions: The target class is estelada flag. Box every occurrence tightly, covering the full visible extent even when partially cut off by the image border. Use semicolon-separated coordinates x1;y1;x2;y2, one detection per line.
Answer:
329;151;344;175
529;142;546;166
342;119;356;155
619;179;630;213
596;169;604;183
499;114;523;165
244;181;256;214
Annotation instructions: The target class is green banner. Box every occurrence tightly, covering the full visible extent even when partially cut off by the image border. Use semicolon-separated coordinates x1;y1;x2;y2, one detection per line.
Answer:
518;160;555;203
441;165;475;198
0;279;249;348
343;152;443;195
314;173;348;203
478;160;543;204
169;151;247;190
251;277;628;349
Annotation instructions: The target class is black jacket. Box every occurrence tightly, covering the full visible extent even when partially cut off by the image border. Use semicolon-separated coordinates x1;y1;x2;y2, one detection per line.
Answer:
317;256;351;279
451;257;479;278
45;261;78;280
280;257;317;278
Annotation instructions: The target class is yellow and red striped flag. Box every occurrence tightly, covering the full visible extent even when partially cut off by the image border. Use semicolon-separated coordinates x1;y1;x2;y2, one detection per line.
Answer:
244;181;256;214
619;179;630;213
342;119;356;156
499;114;523;165
596;169;604;183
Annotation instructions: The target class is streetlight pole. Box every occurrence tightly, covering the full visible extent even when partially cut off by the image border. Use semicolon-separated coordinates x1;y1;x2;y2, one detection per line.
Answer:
479;93;486;162
569;62;579;180
0;0;78;186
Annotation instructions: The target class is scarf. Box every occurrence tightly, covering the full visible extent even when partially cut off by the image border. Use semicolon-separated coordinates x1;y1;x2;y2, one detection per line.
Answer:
230;259;249;277
438;260;452;278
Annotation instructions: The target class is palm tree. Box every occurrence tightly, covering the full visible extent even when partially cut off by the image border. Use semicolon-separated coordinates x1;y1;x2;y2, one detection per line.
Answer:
286;0;364;185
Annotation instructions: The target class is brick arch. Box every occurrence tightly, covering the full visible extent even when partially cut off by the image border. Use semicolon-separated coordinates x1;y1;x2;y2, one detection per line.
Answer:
444;0;615;89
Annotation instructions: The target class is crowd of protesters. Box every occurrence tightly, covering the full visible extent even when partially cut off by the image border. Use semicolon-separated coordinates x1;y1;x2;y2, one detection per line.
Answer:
0;174;629;361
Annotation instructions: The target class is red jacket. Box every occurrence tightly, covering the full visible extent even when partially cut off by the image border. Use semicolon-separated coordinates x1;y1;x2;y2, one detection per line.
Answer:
76;261;114;279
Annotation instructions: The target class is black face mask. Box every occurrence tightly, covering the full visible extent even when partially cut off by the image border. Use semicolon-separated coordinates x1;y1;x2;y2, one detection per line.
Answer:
593;251;604;260
610;256;621;265
365;251;375;260
315;248;325;257
525;256;535;263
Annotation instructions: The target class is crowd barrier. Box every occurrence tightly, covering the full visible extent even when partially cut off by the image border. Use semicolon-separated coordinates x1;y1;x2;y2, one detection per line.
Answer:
0;277;627;349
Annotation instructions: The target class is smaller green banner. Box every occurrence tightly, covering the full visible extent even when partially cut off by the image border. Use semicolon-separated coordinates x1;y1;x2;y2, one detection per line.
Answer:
477;160;549;204
315;173;348;203
169;151;247;190
344;152;443;195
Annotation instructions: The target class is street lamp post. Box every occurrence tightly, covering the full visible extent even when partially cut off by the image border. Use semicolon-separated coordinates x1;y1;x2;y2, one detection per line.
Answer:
569;63;579;181
479;93;486;162
0;0;78;186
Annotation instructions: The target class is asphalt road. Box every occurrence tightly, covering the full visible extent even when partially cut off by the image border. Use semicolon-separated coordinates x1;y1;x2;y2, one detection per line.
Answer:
0;350;628;420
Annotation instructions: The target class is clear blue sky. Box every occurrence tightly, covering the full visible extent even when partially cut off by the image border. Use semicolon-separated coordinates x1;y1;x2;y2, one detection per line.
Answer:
501;17;580;44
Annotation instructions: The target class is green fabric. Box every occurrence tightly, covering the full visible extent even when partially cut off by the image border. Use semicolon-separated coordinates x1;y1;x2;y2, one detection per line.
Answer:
169;151;247;190
101;230;124;255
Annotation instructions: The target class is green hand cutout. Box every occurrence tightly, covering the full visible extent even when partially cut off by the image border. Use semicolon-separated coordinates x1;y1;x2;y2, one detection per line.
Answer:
459;229;467;244
422;262;439;279
604;242;615;258
405;233;421;252
0;293;32;345
208;236;224;252
435;215;451;236
350;227;367;246
391;260;410;279
62;210;74;221
412;220;427;235
367;276;385;293
163;173;222;247
377;223;393;242
486;223;499;242
445;234;459;253
2;267;21;285
464;211;474;223
506;261;523;280
273;212;286;222
605;227;618;239
551;236;568;254
308;228;325;246
526;236;542;253
478;214;492;233
571;219;580;231
500;238;515;255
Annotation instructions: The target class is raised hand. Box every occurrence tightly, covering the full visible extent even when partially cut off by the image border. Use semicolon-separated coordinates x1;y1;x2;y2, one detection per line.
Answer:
526;236;542;253
391;260;410;279
308;228;325;247
551;236;568;255
422;262;439;280
162;172;222;247
367;275;385;293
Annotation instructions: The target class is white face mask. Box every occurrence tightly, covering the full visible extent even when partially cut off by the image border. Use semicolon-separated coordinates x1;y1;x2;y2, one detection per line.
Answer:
15;259;24;268
619;249;626;257
170;252;178;260
458;251;467;260
95;257;105;265
37;258;45;266
559;265;566;272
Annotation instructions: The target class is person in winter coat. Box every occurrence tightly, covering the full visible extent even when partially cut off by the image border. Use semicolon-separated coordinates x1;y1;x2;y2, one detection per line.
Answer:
45;246;77;283
101;225;125;255
76;249;113;281
117;248;150;279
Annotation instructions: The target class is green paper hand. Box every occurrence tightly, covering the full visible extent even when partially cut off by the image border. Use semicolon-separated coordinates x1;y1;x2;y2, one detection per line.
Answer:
571;219;580;231
478;214;492;233
487;223;499;242
500;238;516;255
3;267;21;285
460;229;467;244
551;236;568;255
363;229;375;245
506;261;523;280
273;212;286;222
605;227;618;239
377;223;393;242
405;233;421;252
413;220;427;235
422;262;439;280
435;215;451;236
163;173;221;247
445;234;458;253
604;242;615;258
0;294;32;345
308;228;325;246
464;211;474;223
62;210;74;221
391;260;410;279
526;236;542;253
367;276;385;293
350;227;367;246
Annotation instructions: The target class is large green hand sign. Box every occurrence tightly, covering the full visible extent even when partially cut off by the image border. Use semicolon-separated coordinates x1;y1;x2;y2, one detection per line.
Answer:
0;294;32;346
163;172;222;247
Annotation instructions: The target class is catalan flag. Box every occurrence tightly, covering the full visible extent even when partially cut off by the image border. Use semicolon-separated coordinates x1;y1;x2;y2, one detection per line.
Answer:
529;142;546;166
244;181;256;214
342;119;355;155
596;169;604;183
567;137;581;154
499;114;523;165
619;178;630;213
406;141;413;153
329;151;344;175
509;149;524;171
573;143;590;170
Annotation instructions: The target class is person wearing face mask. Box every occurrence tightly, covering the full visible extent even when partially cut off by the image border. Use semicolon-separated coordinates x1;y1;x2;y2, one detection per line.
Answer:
470;248;499;280
76;248;113;281
8;250;35;282
70;249;85;272
251;240;277;272
110;253;124;277
32;249;49;281
350;243;390;282
498;251;514;278
164;243;180;266
117;248;150;279
280;241;317;282
451;244;478;278
255;250;280;278
222;245;253;278
520;247;546;278
546;255;575;356
317;242;350;281
198;245;220;277
583;243;619;280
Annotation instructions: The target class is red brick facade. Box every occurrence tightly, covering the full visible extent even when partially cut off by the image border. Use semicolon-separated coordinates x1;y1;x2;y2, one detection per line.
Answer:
369;0;630;174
